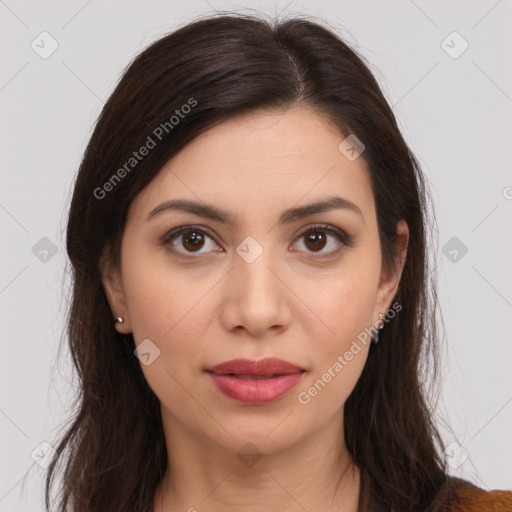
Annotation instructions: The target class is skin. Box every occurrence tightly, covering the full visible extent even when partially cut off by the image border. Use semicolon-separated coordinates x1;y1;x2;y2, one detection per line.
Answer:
101;106;409;512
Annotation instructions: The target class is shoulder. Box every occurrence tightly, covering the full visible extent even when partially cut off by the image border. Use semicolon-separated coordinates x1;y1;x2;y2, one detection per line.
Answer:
429;475;512;512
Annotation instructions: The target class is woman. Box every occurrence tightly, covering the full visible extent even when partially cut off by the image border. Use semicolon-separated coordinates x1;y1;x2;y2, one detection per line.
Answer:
45;12;512;512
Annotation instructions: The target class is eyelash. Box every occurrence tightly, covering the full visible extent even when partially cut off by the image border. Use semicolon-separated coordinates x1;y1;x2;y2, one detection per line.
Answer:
160;224;353;260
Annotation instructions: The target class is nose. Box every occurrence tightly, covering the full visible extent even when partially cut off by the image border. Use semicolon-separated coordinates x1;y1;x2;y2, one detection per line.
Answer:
219;246;293;338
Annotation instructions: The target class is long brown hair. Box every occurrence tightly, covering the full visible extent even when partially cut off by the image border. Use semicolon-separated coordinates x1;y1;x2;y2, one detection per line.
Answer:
46;12;448;511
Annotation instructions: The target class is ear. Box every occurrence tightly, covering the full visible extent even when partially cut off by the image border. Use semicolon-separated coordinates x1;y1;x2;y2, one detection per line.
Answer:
99;246;132;334
373;219;409;322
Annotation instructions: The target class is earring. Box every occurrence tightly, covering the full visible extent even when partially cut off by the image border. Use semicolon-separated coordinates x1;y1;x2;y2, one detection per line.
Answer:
372;313;384;344
115;316;124;324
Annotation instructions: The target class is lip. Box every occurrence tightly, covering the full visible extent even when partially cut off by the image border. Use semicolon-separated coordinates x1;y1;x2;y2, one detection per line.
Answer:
206;358;305;404
207;357;304;376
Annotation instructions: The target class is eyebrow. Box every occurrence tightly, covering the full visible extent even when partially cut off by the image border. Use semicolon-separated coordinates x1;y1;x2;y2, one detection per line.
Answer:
146;195;364;224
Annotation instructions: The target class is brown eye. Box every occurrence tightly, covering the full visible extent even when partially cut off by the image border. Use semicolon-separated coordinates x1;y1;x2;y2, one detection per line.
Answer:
162;226;220;257
293;225;349;257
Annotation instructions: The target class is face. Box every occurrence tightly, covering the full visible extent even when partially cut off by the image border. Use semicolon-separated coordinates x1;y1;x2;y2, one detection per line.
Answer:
101;107;408;456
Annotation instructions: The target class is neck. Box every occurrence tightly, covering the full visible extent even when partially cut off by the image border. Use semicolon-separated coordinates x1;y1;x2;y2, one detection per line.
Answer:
153;407;361;512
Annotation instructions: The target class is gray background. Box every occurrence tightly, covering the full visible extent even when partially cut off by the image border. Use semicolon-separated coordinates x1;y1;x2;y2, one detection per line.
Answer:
1;0;511;510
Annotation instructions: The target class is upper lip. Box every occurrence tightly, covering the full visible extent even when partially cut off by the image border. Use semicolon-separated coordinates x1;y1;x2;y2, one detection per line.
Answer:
207;358;304;376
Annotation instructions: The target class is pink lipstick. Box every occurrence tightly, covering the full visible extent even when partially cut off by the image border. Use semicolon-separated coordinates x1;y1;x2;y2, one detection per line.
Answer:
206;358;304;404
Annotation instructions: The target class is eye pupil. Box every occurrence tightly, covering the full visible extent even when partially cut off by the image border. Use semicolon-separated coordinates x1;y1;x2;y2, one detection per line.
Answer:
183;231;205;252
305;231;327;252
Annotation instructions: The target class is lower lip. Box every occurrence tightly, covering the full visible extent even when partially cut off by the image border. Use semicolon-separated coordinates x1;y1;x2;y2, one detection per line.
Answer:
207;372;304;404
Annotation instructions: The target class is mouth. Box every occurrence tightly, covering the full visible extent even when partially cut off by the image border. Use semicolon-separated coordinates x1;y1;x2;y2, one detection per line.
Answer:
205;358;305;404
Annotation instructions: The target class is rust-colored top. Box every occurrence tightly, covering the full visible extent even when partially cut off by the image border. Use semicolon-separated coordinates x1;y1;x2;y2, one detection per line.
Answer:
359;473;512;511
428;476;512;512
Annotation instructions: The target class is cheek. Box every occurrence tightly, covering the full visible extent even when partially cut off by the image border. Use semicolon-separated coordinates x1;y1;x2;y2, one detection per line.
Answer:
120;250;209;414
121;244;210;342
298;247;379;406
311;250;380;349
298;293;372;415
300;346;369;412
120;245;215;379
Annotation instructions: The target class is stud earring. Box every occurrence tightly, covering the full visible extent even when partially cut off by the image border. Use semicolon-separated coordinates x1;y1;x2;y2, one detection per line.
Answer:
372;313;384;344
115;316;124;324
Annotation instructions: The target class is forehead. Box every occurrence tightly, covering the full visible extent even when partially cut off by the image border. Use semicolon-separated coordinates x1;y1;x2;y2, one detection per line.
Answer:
131;107;374;224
